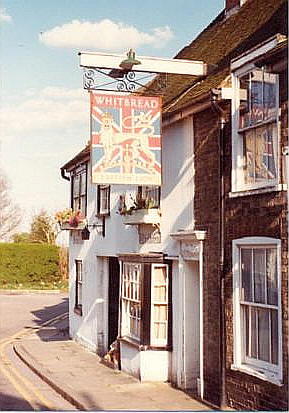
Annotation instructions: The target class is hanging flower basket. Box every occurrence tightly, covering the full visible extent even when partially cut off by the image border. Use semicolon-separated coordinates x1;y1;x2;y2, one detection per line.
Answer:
55;208;86;230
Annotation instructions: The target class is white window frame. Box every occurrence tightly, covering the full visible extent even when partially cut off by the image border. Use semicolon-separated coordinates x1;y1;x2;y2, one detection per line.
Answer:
120;262;141;342
231;38;282;194
97;184;110;216
232;237;282;384
72;164;87;217
150;264;169;347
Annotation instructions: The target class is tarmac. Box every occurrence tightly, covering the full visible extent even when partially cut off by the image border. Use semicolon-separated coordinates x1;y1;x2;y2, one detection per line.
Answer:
13;315;213;411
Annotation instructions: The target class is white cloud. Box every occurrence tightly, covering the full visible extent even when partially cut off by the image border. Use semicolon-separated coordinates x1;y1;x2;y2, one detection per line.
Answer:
0;8;12;23
0;87;89;138
39;19;173;51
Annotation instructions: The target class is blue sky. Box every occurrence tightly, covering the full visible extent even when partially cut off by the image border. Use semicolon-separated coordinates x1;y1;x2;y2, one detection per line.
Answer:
0;0;224;232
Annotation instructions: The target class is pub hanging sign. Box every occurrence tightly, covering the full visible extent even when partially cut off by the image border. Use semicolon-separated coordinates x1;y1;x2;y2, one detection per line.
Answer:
90;92;161;185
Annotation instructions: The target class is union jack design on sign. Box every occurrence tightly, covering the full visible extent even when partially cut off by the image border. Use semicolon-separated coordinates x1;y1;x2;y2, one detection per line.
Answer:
90;92;161;185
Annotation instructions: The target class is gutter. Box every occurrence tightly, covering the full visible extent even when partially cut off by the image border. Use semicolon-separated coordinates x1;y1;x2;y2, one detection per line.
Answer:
61;167;70;181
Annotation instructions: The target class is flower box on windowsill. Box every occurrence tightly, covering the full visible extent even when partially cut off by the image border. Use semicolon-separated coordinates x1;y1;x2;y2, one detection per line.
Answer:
122;209;160;225
60;222;86;231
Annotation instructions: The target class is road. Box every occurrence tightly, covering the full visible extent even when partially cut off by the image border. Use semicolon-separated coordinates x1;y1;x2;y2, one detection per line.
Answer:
0;291;76;411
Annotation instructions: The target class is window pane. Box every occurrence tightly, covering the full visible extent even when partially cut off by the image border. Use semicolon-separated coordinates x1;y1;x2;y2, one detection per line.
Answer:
121;263;141;341
255;126;276;183
239;72;250;129
78;284;82;306
243;130;255;184
239;69;278;130
154;266;167;283
251;307;258;359
245;306;249;358
250;70;263;125
258;308;270;362
73;175;80;197
264;125;277;181
153;304;167;321
241;249;252;301
154;322;167;340
99;186;110;214
263;72;277;120
271;309;278;365
151;266;168;345
243;126;277;186
267;248;278;306
80;173;87;196
253;249;266;304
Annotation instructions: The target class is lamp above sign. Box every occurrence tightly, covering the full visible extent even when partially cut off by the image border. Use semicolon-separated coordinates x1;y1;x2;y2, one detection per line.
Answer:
79;49;208;76
79;49;210;93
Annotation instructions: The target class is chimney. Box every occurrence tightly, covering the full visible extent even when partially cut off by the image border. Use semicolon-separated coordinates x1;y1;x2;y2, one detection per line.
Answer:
225;0;249;17
225;0;240;12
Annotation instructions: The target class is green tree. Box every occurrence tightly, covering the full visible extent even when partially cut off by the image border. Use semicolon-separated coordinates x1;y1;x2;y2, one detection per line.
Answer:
30;210;57;244
0;171;21;241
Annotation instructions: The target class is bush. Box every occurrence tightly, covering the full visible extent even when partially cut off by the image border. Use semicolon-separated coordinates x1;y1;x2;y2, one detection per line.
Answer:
0;243;68;290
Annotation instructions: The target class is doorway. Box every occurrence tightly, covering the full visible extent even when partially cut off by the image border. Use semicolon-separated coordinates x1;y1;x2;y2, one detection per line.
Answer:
108;257;120;347
183;260;200;392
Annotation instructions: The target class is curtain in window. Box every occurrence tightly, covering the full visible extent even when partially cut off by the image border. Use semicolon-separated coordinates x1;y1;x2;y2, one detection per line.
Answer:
152;266;168;342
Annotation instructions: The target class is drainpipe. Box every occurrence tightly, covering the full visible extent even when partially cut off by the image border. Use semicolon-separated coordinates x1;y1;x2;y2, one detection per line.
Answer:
210;91;227;409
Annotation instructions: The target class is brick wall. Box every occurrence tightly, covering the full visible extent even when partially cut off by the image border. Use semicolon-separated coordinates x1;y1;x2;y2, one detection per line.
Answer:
194;67;288;410
194;107;223;407
223;70;288;410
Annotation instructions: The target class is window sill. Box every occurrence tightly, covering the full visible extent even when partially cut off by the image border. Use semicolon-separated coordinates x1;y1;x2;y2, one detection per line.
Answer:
118;336;140;349
231;364;282;386
74;306;83;316
229;184;286;198
118;336;171;351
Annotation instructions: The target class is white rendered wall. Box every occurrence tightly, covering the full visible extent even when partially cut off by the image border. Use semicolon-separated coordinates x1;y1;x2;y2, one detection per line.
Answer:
140;351;169;382
161;117;194;257
69;163;139;354
119;342;141;380
120;341;169;382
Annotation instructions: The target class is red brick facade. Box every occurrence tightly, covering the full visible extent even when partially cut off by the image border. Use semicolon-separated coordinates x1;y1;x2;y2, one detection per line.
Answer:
193;57;288;411
194;107;224;406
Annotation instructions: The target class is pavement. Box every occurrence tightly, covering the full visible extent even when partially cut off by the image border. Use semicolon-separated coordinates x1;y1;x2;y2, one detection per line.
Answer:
13;315;213;411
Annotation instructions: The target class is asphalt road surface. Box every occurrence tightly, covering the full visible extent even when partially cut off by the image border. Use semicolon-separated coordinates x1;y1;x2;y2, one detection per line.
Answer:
0;291;75;411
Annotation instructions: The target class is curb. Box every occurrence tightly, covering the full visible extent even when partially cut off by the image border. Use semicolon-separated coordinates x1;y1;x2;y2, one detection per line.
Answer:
13;342;86;411
0;289;64;295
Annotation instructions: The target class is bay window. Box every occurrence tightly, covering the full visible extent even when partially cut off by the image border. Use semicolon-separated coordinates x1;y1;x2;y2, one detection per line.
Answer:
232;237;282;382
119;255;171;348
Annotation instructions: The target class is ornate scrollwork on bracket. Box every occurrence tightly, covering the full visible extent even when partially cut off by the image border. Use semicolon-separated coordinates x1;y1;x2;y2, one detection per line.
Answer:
82;67;167;95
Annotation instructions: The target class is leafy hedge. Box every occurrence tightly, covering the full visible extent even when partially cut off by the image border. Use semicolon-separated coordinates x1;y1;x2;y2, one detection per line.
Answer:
0;243;68;290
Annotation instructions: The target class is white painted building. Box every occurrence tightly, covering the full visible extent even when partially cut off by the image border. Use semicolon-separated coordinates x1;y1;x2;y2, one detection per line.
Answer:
61;111;205;392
